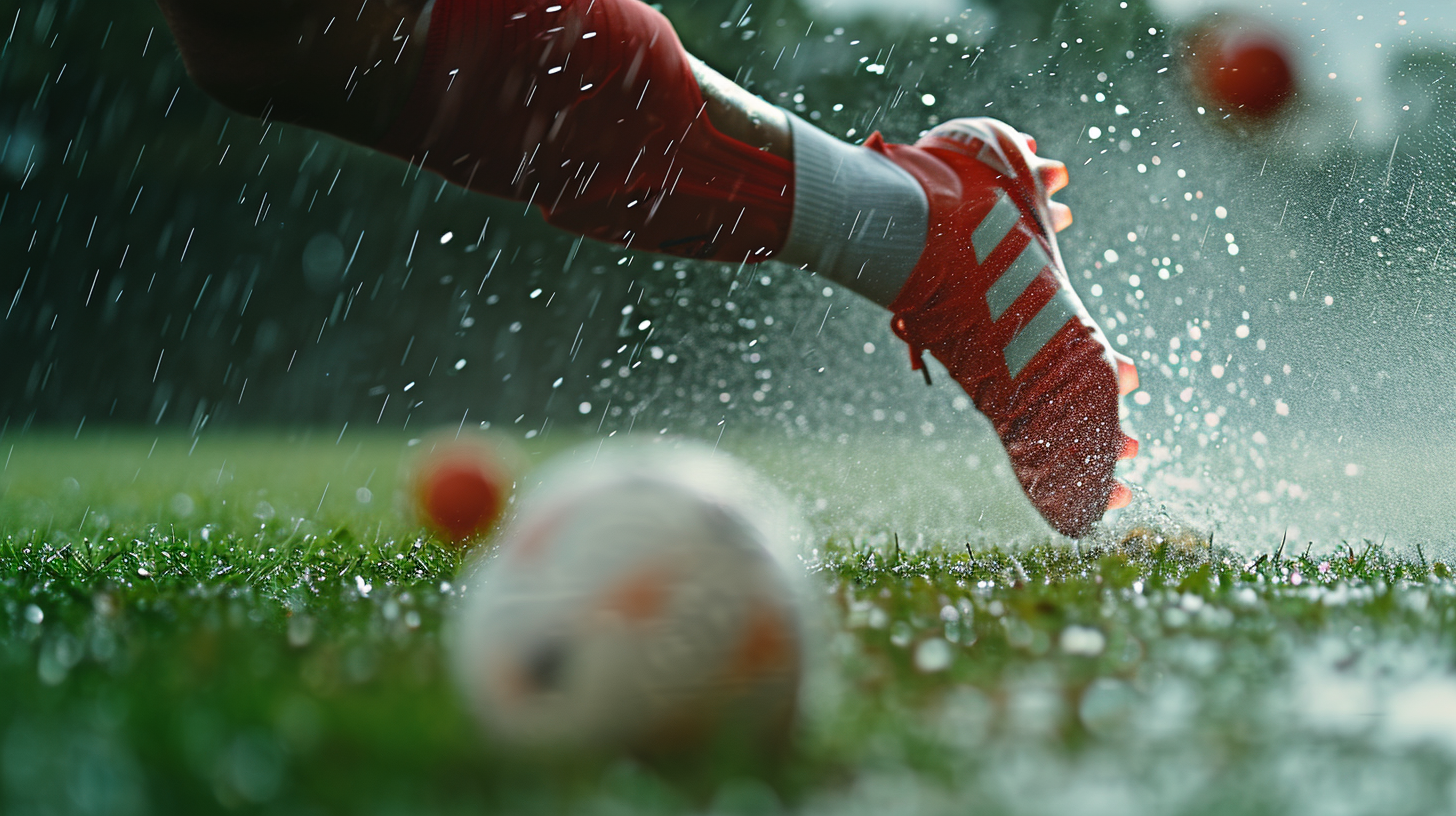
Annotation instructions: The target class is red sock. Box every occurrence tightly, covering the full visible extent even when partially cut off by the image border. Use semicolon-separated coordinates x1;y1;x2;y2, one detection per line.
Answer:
377;0;793;263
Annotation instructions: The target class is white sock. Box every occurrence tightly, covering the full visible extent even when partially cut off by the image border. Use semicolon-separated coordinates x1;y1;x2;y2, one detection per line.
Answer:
775;114;928;306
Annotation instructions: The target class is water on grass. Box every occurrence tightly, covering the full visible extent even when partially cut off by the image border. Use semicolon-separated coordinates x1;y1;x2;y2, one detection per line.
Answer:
4;432;1456;813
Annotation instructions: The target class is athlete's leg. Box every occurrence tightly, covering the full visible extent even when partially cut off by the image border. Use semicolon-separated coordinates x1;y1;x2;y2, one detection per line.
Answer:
154;0;432;143
375;0;795;262
153;1;791;168
372;0;1136;533
156;0;795;259
688;56;792;160
155;0;1138;535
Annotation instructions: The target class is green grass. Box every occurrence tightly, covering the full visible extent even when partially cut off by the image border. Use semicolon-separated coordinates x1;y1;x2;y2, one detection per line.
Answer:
4;431;1456;815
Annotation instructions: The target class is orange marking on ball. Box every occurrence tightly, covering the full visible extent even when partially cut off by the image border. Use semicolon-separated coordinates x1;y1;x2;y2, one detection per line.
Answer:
601;567;674;622
728;607;792;679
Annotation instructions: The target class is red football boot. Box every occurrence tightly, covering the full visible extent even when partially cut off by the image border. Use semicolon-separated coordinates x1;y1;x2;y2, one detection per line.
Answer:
873;118;1139;536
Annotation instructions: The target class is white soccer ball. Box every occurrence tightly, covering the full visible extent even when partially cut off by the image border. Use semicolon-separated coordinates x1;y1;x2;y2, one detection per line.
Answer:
451;442;805;756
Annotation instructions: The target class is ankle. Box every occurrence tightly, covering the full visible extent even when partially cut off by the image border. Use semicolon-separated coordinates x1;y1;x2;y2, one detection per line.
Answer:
775;116;928;307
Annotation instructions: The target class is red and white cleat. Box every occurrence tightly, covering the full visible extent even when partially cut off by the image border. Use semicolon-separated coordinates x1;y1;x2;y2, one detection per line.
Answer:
870;118;1138;536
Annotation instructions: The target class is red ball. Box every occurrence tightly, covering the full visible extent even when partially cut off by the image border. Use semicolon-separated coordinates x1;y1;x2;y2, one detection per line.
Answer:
419;459;504;542
1188;22;1296;119
410;437;514;545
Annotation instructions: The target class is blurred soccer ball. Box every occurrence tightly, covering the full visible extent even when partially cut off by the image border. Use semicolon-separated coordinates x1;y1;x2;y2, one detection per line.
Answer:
452;443;804;756
1185;17;1297;120
407;431;516;545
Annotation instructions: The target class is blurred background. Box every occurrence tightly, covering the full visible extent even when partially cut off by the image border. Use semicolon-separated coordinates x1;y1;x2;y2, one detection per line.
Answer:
4;0;1455;548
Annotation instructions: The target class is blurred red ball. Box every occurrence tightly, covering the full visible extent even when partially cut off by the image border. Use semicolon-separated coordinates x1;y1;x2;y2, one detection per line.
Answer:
1188;21;1296;119
410;436;514;545
419;459;504;541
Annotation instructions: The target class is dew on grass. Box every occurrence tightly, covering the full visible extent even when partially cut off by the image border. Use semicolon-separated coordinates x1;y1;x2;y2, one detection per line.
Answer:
935;686;994;750
867;606;890;630
37;634;82;686
287;614;314;648
890;620;914;648
1059;625;1106;656
1079;677;1139;736
89;628;118;662
170;494;195;518
1006;675;1064;735
913;638;953;672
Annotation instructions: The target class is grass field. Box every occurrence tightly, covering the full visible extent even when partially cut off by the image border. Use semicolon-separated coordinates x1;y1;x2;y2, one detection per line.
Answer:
4;431;1456;815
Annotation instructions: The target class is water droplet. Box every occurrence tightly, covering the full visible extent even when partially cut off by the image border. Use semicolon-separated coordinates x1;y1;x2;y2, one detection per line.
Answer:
171;493;195;517
915;638;954;672
1060;625;1106;656
288;614;314;647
